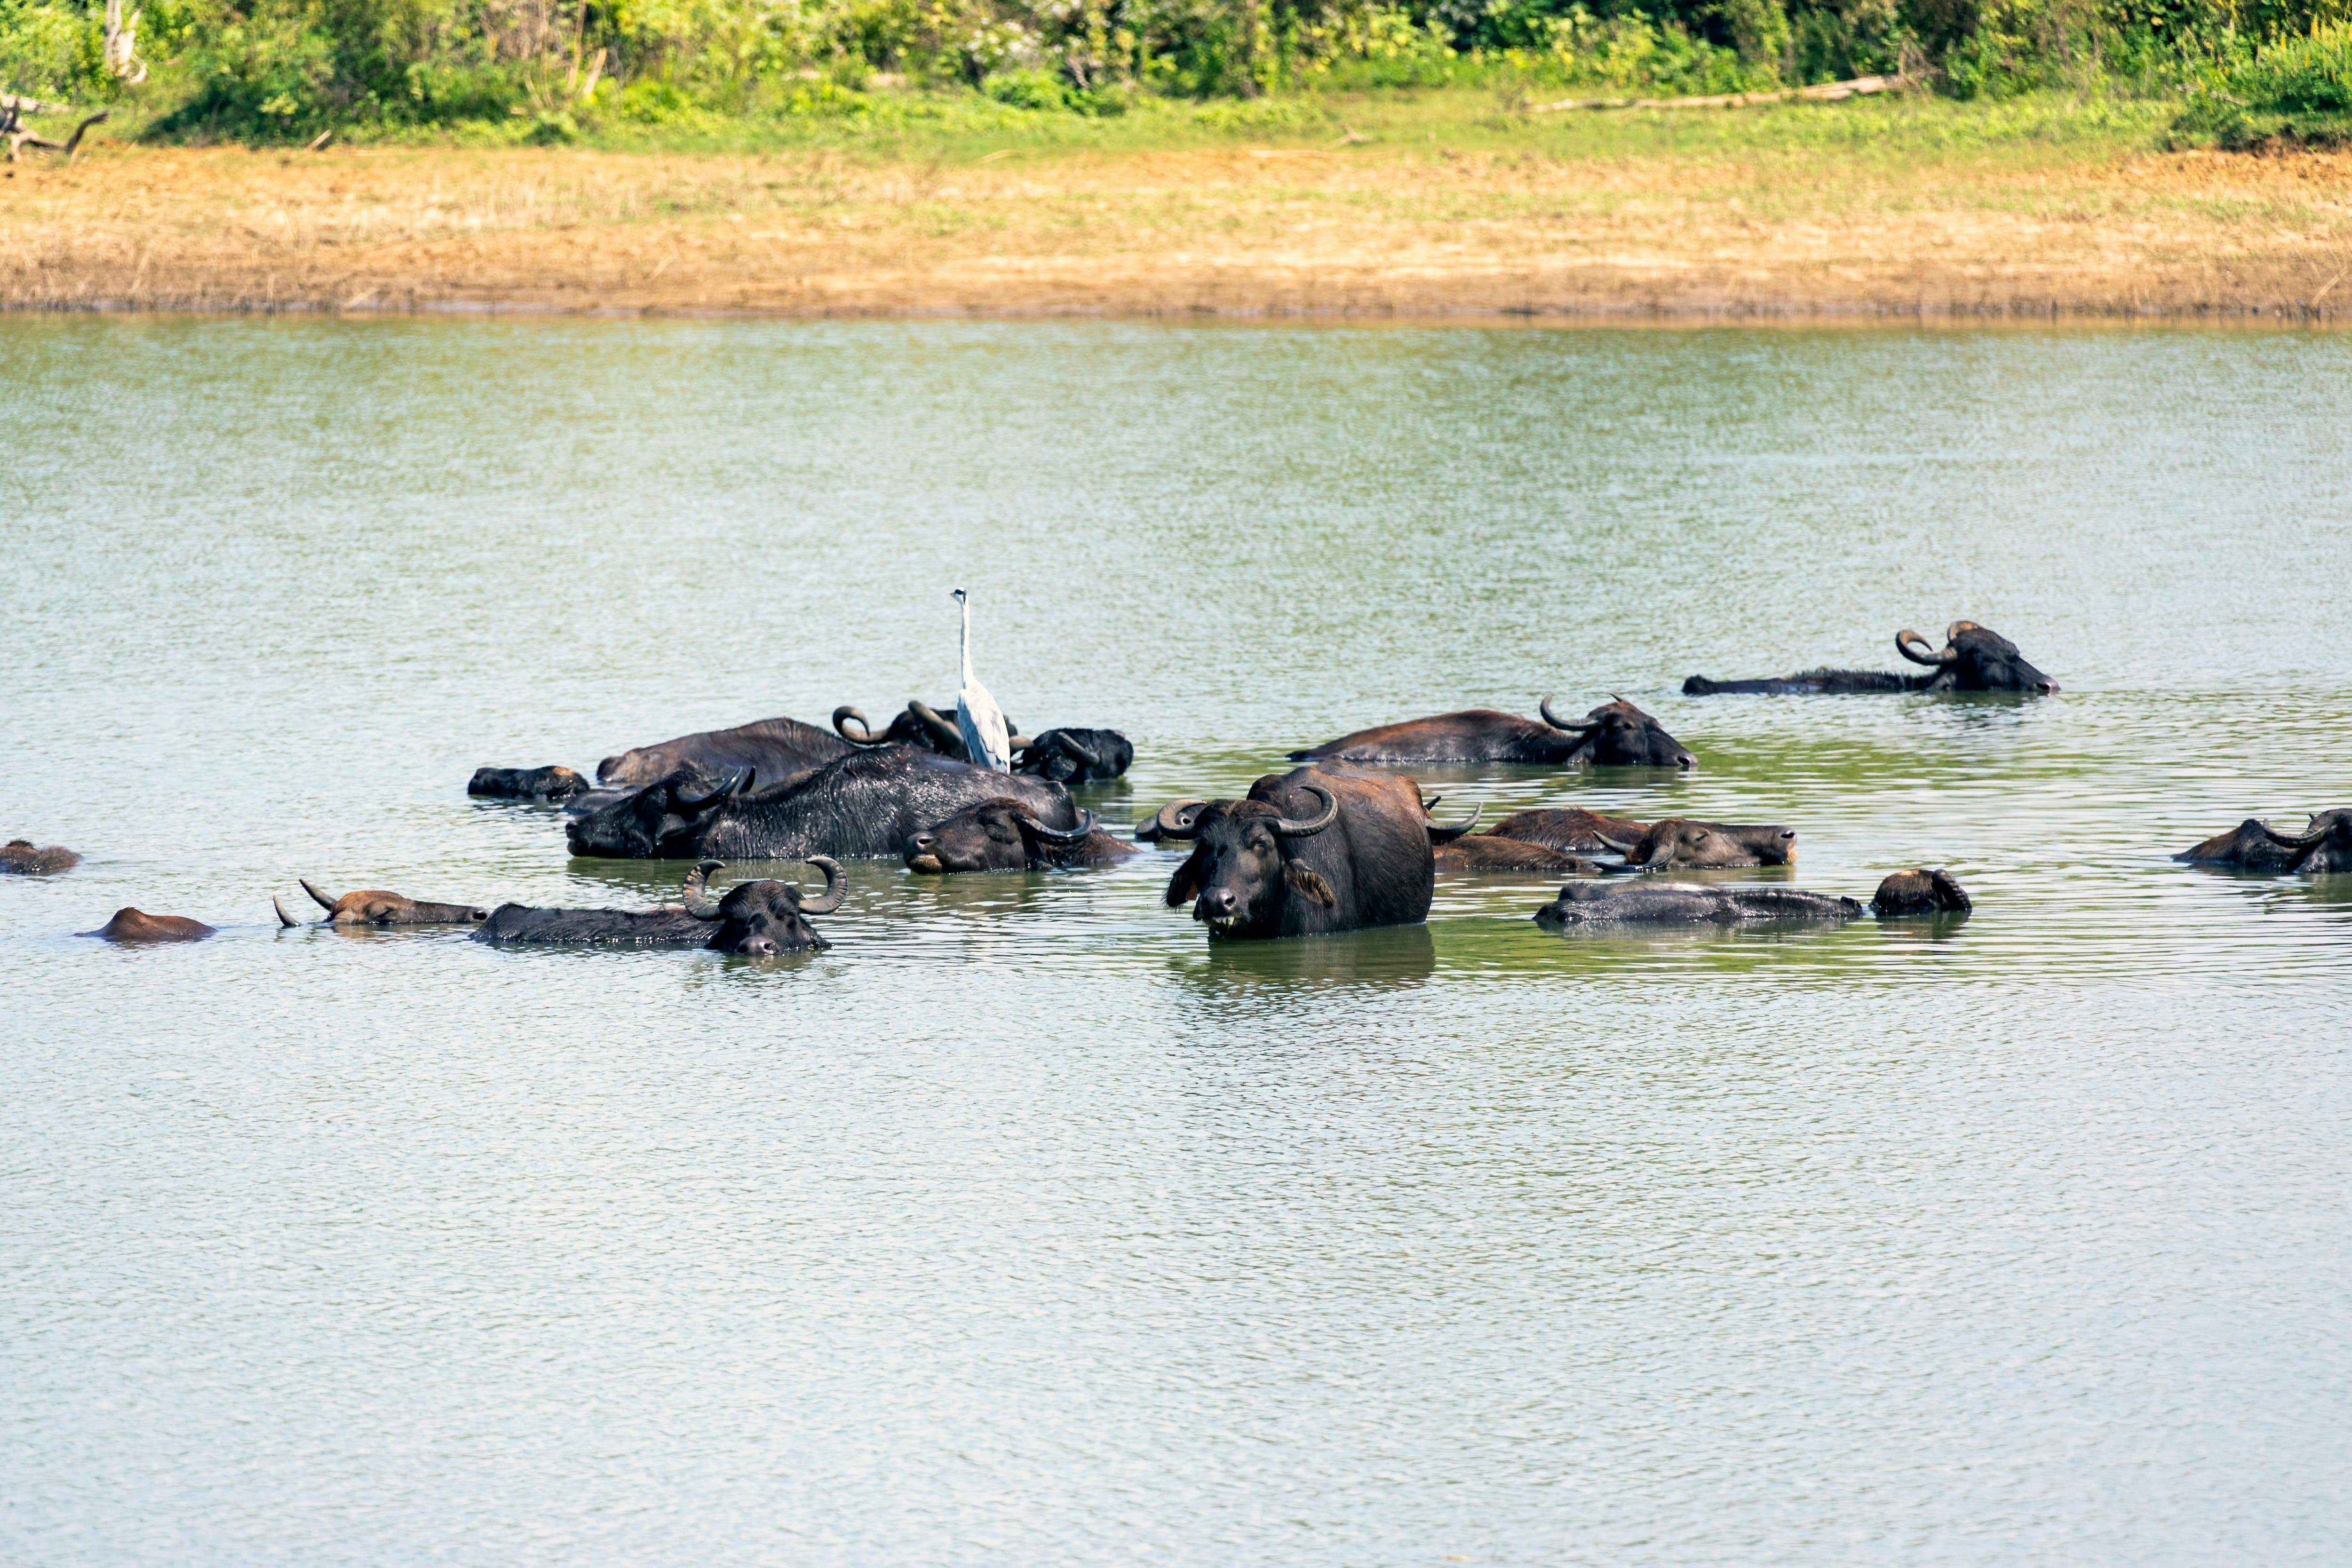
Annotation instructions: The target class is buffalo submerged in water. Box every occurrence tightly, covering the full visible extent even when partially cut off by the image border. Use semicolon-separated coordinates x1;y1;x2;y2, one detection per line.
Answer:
1534;869;1971;928
838;701;1132;783
904;800;1134;874
1290;697;1693;769
565;744;1082;861
1146;766;1436;940
477;859;846;954
272;879;491;928
1684;622;2058;696
1470;808;1798;869
2175;809;2352;875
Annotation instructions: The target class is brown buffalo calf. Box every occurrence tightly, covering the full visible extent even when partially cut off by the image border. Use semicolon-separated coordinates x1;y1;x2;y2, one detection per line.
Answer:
3;839;79;875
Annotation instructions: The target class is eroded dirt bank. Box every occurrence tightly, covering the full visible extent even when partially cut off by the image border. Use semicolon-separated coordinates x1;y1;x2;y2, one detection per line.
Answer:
4;144;2348;321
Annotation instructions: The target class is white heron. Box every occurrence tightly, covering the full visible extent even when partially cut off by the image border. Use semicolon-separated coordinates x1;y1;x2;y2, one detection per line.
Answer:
952;587;1012;771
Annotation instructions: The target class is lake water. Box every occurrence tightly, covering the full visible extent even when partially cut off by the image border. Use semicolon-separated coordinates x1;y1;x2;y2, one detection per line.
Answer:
3;319;2348;1565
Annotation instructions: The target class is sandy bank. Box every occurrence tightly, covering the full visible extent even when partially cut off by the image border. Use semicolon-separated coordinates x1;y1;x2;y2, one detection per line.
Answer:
3;143;2348;322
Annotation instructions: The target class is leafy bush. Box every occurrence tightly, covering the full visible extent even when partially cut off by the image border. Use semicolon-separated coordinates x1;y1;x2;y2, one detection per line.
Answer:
2170;20;2352;144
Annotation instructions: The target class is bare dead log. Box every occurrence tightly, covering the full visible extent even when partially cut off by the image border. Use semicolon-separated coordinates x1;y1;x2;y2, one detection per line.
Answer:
1529;72;1918;113
3;104;110;163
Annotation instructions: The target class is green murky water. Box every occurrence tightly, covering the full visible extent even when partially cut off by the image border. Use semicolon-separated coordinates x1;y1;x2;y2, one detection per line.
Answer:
3;318;2348;1564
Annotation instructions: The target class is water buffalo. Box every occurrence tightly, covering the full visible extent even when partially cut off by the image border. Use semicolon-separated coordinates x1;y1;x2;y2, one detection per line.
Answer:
1015;727;1134;784
477;859;845;954
469;765;590;801
81;908;215;942
273;879;492;928
1435;836;1599;875
1290;698;1693;769
1149;766;1434;939
2176;809;2352;875
1684;622;2058;695
903;801;1133;874
565;745;1081;861
599;715;852;788
1478;808;1653;855
3;839;78;875
1869;868;1974;915
1611;817;1799;870
1477;809;1796;868
1536;882;1862;928
1535;869;1971;928
835;701;1028;759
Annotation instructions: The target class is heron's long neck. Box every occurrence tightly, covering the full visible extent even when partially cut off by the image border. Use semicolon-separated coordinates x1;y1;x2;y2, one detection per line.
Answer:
960;598;975;684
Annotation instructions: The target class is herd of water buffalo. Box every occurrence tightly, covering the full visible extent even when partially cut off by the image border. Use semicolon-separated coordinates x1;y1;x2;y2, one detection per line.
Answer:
15;620;2348;950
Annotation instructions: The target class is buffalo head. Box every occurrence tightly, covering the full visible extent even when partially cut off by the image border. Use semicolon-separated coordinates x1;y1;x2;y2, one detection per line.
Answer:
564;766;753;859
1869;868;1973;915
1014;727;1133;784
275;879;491;927
905;799;1100;874
1539;697;1695;768
681;857;844;954
1897;622;2058;693
1610;818;1797;869
1153;784;1339;937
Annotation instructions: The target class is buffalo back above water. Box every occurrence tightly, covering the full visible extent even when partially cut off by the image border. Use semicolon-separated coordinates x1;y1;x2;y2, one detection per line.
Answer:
1480;808;1653;855
1289;699;1691;769
81;907;216;942
1160;766;1433;939
1435;835;1597;876
3;839;79;875
565;744;1080;861
598;715;853;787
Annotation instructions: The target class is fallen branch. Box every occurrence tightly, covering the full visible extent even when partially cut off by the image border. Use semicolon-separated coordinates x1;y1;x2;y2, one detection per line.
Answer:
2;100;110;163
1529;72;1916;113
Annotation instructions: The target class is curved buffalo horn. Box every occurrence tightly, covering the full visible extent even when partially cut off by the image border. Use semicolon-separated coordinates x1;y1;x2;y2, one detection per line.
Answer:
1897;629;1957;667
833;705;887;745
906;699;965;753
1007;732;1036;755
1054;732;1098;769
796;856;847;915
675;768;751;814
273;895;301;928
300;878;340;912
1428;801;1483;842
682;858;727;919
1539;694;1601;733
1271;782;1338;838
2254;818;2332;850
1025;808;1097;845
1592;827;1645;855
1144;799;1211;840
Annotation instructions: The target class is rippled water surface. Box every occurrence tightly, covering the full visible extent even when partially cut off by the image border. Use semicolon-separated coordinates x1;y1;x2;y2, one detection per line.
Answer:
4;319;2349;1565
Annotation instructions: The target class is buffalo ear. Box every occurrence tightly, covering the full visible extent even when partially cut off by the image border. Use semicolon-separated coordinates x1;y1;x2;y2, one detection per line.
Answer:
1284;863;1337;907
1165;856;1203;908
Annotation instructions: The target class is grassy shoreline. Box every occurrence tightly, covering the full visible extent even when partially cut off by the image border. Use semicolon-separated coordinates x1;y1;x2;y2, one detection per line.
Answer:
5;91;2348;323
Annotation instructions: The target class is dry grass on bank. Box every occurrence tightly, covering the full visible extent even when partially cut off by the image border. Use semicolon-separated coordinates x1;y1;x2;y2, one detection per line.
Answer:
3;104;2349;321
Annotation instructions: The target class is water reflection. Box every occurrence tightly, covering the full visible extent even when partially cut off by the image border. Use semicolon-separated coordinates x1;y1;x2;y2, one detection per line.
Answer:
1165;921;1439;995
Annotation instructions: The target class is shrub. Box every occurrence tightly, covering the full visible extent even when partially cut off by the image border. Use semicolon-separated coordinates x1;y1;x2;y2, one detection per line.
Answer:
2170;20;2352;144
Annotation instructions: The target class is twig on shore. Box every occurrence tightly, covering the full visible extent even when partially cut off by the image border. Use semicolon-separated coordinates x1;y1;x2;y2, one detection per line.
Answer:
1528;72;1916;113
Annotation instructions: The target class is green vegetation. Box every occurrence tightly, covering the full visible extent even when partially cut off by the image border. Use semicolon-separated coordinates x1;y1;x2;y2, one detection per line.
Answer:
2;0;2345;148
